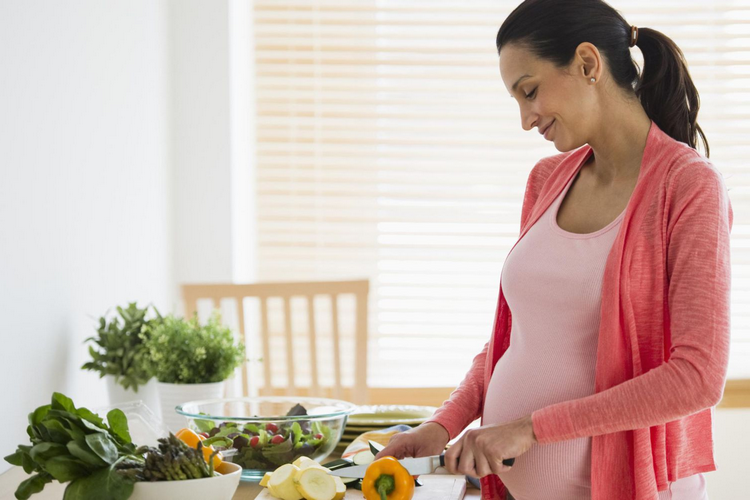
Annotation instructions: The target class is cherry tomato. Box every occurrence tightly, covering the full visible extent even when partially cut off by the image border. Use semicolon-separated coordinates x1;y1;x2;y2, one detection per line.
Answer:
271;435;285;445
314;433;324;440
265;423;279;433
249;435;260;448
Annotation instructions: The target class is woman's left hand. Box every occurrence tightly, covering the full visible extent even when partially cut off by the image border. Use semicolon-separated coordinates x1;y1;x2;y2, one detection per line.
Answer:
442;415;537;478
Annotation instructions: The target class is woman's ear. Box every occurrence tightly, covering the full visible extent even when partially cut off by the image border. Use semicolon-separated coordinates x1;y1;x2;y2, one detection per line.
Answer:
574;42;602;83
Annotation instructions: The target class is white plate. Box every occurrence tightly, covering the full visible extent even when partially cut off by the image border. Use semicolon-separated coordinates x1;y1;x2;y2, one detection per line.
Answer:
347;405;437;426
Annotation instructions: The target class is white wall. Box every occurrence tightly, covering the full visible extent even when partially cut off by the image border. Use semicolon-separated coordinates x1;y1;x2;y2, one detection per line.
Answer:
0;0;173;472
168;0;258;287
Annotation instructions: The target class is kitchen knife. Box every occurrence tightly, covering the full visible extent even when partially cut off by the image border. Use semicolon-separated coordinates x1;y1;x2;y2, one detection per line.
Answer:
328;454;515;479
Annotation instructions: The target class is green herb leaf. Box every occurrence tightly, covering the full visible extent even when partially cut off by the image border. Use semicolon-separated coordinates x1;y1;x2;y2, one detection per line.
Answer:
4;450;23;467
194;417;216;433
106;409;131;444
51;393;76;413
143;312;245;384
290;422;303;445
42;420;72;444
76;408;106;430
63;463;133;500
67;440;107;467
202;436;232;448
44;456;89;483
29;443;68;466
84;434;119;465
15;473;52;500
29;405;51;427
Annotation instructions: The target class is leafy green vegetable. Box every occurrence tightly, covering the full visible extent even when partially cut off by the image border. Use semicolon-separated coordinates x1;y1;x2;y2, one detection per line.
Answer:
15;474;52;500
106;410;131;445
193;415;215;433
3;393;140;500
63;463;133;500
143;312;245;384
82;302;162;392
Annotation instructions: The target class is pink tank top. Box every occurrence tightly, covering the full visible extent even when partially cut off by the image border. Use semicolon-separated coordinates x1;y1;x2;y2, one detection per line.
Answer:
482;170;707;500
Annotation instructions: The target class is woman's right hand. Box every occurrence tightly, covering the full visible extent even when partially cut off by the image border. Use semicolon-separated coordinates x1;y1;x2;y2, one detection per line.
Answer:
374;422;451;460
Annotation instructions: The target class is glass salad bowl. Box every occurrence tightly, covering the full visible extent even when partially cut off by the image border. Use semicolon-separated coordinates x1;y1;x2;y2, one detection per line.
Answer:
176;396;356;482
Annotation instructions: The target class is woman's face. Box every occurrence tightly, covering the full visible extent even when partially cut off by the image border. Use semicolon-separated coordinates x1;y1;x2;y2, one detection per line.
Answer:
499;43;595;152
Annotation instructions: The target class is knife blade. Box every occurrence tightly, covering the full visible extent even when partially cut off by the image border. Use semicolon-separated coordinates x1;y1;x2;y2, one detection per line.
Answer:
328;454;515;479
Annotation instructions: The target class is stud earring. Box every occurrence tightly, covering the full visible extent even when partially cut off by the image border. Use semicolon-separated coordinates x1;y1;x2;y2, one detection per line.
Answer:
590;77;596;83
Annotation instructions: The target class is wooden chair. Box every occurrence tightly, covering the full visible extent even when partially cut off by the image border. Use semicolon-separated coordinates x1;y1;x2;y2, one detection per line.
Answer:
181;280;370;404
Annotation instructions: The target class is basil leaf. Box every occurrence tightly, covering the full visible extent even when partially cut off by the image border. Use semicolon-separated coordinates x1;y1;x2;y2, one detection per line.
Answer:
106;409;131;444
63;463;133;500
84;434;118;465
44;456;89;482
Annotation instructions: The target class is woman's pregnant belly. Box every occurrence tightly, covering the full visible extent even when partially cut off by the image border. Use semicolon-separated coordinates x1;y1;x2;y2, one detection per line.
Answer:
482;335;597;500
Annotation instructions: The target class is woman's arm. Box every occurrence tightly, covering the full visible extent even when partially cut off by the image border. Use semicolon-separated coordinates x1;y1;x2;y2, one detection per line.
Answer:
532;161;732;443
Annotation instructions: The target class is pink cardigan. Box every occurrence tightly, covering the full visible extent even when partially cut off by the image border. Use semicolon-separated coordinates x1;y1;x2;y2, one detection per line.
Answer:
427;121;733;500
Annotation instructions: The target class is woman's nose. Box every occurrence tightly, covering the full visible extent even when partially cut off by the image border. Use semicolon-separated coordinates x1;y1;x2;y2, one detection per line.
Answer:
521;109;537;132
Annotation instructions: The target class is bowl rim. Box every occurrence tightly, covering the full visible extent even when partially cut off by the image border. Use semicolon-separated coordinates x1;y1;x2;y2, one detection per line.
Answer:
131;461;242;488
175;396;357;422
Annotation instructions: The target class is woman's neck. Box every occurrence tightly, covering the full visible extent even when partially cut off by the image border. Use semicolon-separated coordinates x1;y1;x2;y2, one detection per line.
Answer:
586;98;653;185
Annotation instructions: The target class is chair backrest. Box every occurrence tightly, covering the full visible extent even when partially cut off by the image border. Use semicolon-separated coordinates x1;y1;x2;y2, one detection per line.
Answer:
181;280;370;404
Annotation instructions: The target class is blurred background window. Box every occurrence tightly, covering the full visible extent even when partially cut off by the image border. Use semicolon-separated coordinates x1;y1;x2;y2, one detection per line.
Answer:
250;0;750;387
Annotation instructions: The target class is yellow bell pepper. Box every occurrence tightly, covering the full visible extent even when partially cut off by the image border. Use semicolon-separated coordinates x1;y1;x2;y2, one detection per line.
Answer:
361;456;415;500
175;428;222;469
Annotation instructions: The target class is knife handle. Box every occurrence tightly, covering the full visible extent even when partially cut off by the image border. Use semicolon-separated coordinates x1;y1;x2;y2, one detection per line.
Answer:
438;454;515;468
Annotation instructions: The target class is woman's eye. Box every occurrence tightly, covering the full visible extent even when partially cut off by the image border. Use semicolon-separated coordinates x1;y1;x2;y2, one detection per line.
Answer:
525;88;537;100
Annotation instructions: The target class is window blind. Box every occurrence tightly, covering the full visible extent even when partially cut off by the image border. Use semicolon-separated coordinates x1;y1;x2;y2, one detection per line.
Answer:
251;0;750;387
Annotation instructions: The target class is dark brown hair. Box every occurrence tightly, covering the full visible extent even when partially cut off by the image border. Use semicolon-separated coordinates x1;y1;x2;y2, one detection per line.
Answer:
496;0;709;157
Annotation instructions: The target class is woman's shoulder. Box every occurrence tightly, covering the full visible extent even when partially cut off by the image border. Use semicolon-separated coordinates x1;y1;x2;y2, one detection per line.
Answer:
648;128;724;190
660;143;726;199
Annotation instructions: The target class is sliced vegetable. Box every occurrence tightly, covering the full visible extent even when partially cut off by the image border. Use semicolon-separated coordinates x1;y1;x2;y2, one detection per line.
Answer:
268;463;303;500
332;476;347;500
352;450;375;466
293;467;336;500
260;471;273;487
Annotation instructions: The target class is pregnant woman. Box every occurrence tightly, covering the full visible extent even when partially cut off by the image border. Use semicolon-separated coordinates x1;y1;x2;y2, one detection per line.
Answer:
376;1;732;499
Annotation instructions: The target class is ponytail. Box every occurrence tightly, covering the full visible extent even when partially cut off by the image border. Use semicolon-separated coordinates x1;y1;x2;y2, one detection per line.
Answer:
635;28;709;157
496;0;710;157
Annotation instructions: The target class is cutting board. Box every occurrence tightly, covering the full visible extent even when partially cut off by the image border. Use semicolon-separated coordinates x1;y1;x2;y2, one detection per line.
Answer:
254;474;467;500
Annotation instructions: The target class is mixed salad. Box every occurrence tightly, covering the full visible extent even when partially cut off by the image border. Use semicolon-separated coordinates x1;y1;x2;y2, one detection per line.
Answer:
193;404;334;470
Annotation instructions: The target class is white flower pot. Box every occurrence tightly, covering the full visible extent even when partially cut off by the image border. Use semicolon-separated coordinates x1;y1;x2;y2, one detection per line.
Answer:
105;376;160;417
157;381;224;432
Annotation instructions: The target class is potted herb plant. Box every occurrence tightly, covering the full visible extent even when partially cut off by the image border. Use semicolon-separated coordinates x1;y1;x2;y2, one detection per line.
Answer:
82;302;162;410
144;312;246;431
